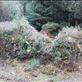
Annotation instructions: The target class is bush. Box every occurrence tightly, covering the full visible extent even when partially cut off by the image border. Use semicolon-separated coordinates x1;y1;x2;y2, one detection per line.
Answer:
0;31;20;59
52;26;82;64
18;33;52;61
18;40;37;59
17;22;82;65
41;22;61;36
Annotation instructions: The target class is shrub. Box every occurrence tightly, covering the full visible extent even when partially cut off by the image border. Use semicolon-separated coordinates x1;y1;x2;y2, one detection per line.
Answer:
18;40;37;59
52;26;82;64
17;21;82;65
0;31;19;59
55;26;82;41
41;22;61;36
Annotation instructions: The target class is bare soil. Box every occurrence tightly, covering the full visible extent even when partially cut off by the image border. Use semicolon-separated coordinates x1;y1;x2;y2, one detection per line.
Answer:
0;58;82;82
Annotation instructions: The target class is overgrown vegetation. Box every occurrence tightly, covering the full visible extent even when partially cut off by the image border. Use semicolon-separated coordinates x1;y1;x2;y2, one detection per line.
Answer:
0;31;19;59
53;27;82;64
14;21;82;66
1;1;82;82
0;1;82;71
41;22;61;36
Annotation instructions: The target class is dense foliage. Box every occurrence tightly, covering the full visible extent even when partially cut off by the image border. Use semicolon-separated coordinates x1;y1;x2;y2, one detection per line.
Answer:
0;1;82;30
53;27;82;64
41;22;61;36
26;0;69;31
0;1;82;68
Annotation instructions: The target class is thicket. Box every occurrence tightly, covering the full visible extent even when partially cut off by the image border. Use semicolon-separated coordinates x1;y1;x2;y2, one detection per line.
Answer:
0;1;82;68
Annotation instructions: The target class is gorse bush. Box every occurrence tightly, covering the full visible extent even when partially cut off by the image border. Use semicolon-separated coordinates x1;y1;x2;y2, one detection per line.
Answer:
53;39;80;64
18;33;52;60
18;23;82;65
18;40;37;59
1;18;82;67
55;26;82;41
53;26;82;64
0;31;19;59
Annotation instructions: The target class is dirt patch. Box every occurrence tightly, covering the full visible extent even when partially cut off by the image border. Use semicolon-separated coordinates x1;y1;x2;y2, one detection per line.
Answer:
0;58;82;82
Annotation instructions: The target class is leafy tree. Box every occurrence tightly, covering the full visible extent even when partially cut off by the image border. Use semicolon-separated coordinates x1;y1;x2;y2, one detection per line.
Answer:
25;0;71;31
